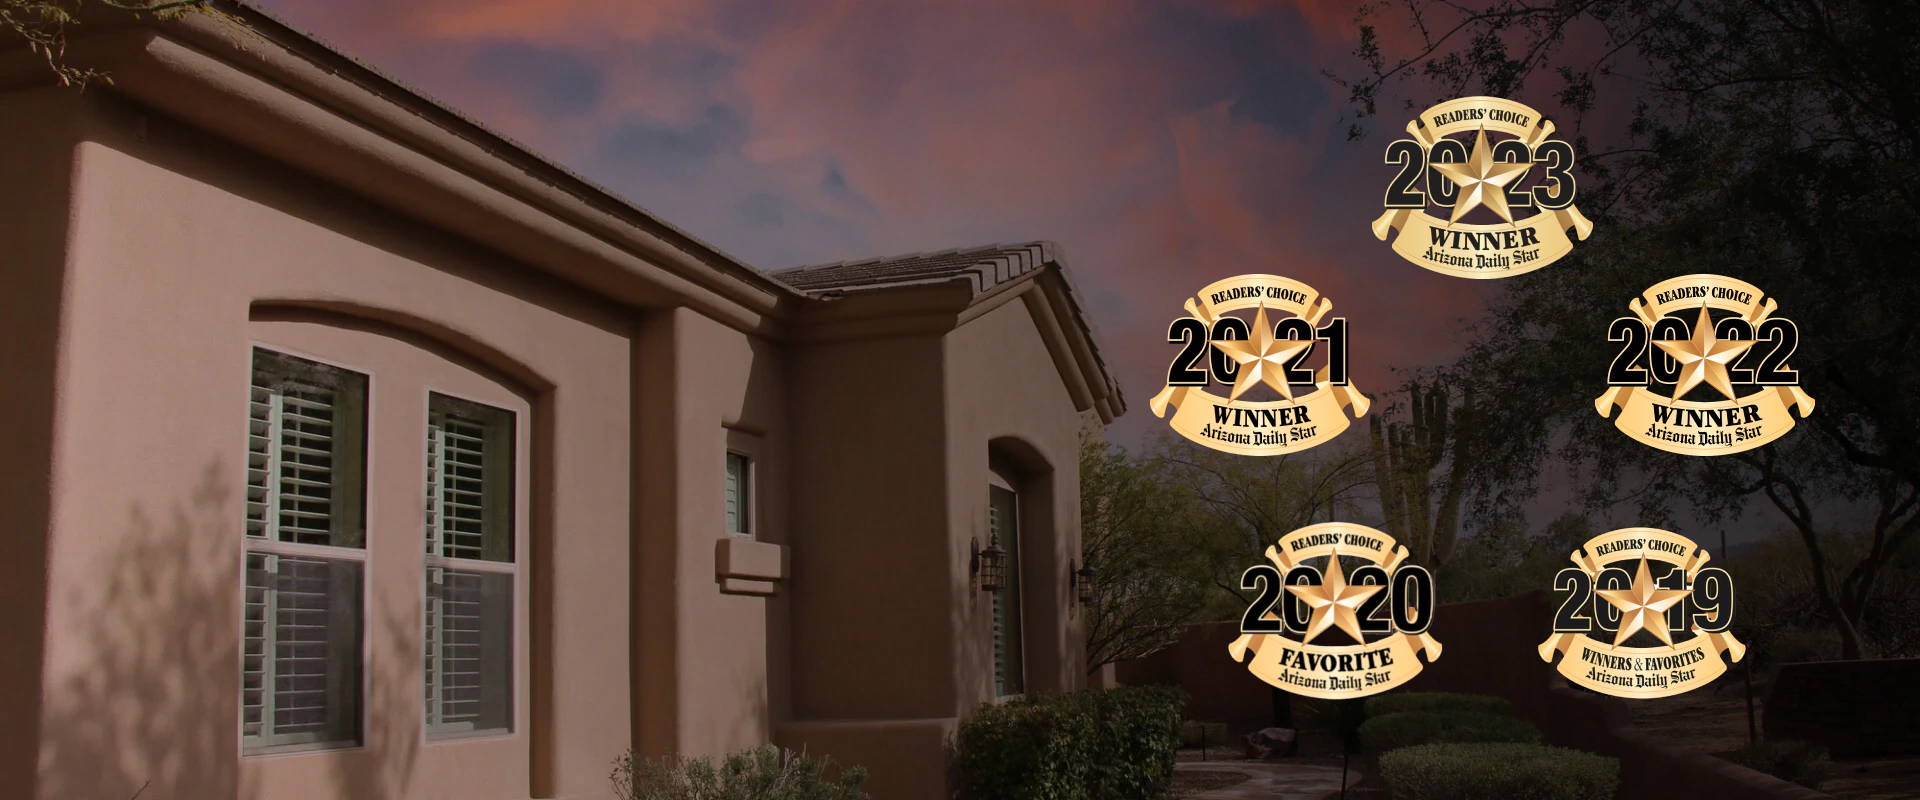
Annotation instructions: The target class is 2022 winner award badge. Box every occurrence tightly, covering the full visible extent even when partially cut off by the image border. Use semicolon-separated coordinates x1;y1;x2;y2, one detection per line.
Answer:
1539;528;1744;699
1595;274;1815;455
1149;275;1370;456
1229;523;1441;699
1372;96;1592;278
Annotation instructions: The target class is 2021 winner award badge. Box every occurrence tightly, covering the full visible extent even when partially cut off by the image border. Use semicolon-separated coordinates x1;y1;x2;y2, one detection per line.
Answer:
1594;274;1815;455
1229;523;1441;699
1372;96;1592;278
1539;528;1744;699
1149;274;1370;456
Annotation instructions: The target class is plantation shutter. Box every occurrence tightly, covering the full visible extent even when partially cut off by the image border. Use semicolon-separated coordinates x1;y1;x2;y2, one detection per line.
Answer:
425;394;515;736
725;452;751;537
990;484;1025;697
242;349;366;751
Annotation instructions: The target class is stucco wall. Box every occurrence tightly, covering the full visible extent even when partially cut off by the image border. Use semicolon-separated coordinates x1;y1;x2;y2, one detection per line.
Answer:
944;294;1088;706
634;307;790;760
34;90;633;800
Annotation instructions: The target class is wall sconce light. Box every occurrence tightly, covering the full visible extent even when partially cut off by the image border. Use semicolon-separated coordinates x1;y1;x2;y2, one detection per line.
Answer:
972;535;1009;593
1073;559;1097;605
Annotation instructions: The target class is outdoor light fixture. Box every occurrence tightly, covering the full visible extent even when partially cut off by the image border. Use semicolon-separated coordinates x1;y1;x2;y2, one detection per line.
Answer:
1073;560;1097;605
973;535;1009;593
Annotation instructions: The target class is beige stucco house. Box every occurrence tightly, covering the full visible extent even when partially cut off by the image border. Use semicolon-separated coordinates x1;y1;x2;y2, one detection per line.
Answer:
0;5;1123;799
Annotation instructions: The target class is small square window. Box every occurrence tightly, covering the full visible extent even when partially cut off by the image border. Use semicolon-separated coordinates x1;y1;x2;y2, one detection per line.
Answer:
725;452;752;538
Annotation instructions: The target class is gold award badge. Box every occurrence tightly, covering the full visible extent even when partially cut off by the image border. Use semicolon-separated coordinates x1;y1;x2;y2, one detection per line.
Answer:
1372;96;1593;278
1229;523;1442;700
1149;274;1370;456
1540;528;1743;698
1595;274;1815;455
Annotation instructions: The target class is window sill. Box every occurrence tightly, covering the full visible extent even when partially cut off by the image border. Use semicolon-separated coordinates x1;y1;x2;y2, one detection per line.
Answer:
426;727;516;744
243;740;366;759
715;537;784;596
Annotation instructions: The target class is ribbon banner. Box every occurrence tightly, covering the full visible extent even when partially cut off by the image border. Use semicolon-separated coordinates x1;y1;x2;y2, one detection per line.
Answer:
1595;274;1816;456
1371;96;1593;279
1229;524;1442;700
1150;275;1370;456
1538;528;1746;699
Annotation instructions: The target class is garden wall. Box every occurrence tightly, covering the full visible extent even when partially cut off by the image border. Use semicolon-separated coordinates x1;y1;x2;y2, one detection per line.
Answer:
1117;591;1833;800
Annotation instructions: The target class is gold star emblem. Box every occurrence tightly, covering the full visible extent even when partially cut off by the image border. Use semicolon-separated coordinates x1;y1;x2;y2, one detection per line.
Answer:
1209;303;1314;402
1652;303;1756;401
1429;124;1533;224
1594;557;1691;646
1284;548;1386;645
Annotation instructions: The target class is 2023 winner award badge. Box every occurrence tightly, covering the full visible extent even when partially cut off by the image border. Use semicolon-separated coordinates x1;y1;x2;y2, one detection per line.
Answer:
1539;528;1744;699
1229;523;1441;700
1595;274;1815;455
1149;275;1370;456
1372;96;1592;278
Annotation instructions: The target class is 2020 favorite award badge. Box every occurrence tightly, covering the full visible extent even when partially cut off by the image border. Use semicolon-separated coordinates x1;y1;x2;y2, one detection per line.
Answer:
1595;274;1815;455
1372;96;1593;278
1539;528;1744;699
1149;275;1370;456
1229;523;1441;699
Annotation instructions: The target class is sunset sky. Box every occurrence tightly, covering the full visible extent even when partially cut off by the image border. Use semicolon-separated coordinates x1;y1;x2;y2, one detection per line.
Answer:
251;0;1528;446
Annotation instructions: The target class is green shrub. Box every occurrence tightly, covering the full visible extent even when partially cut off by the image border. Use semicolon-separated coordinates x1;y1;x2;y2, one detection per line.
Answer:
1378;742;1619;800
1080;685;1185;799
955;685;1185;800
1179;720;1229;749
1363;692;1512;718
1725;739;1831;789
1358;710;1542;753
610;744;868;800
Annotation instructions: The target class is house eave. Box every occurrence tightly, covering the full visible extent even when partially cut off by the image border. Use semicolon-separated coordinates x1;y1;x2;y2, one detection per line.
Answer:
36;13;797;335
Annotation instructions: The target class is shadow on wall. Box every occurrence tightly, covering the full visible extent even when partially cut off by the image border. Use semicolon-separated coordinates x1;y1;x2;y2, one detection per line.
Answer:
34;460;420;800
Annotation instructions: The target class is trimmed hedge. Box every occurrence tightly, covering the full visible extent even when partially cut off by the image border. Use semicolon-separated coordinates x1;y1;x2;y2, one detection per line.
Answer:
1363;691;1512;718
1358;710;1542;753
956;685;1186;800
1725;739;1831;789
1378;742;1620;800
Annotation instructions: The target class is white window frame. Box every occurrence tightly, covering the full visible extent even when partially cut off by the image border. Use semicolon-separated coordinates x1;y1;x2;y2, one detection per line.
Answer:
422;389;519;740
725;450;754;539
240;344;373;756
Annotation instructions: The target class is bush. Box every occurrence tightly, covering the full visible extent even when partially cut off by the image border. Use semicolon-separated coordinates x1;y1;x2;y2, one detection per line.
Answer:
1080;685;1185;799
1378;743;1619;800
1358;710;1542;753
1179;720;1229;749
610;744;868;800
955;685;1186;800
1725;740;1831;789
1363;692;1512;718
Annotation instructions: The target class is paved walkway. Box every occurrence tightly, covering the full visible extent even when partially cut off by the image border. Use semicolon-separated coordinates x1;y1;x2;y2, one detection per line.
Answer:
1175;761;1348;799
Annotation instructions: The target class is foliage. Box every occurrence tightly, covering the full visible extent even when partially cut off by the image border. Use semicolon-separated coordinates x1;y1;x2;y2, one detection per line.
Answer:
1178;720;1228;749
1378;742;1620;800
610;745;868;800
1369;379;1473;566
1337;0;1920;661
1080;430;1213;671
1434;512;1591;604
2;0;217;87
1151;434;1376;617
1362;692;1513;720
955;685;1185;800
1724;739;1831;790
1358;710;1542;753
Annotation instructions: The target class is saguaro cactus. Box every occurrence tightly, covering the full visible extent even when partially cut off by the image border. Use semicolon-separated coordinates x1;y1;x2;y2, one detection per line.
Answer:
1369;380;1471;566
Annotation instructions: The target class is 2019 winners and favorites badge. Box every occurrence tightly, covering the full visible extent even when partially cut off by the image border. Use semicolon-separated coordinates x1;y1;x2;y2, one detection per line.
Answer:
1229;523;1442;700
1150;275;1370;456
1372;96;1593;278
1539;527;1745;699
1595;274;1815;455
